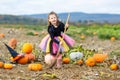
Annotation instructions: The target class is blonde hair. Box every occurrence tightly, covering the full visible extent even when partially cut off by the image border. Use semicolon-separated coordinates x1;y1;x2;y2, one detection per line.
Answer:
48;11;60;26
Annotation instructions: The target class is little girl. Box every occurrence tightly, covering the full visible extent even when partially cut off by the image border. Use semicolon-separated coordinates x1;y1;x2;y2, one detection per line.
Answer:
39;11;75;68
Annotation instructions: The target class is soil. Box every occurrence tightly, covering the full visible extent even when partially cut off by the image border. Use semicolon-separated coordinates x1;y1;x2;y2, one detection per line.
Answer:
0;27;120;80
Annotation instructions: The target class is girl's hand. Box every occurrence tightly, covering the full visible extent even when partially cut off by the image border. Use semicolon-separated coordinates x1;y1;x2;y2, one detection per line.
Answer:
59;41;62;45
65;23;69;28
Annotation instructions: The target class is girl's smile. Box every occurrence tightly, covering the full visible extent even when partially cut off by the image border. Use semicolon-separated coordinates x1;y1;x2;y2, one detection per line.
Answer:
48;14;57;26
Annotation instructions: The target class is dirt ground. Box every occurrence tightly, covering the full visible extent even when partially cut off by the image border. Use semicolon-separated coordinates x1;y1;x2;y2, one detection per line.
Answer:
0;27;120;80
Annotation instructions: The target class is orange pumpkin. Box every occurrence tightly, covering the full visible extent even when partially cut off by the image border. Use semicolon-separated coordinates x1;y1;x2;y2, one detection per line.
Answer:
110;64;118;70
34;32;39;36
17;56;29;64
76;59;83;65
86;57;95;67
63;57;70;64
0;61;4;68
4;63;13;69
22;43;33;54
28;63;42;71
80;35;85;40
25;53;35;61
0;33;5;38
93;32;97;35
41;31;46;35
8;38;17;49
36;64;42;70
93;53;108;63
110;37;116;41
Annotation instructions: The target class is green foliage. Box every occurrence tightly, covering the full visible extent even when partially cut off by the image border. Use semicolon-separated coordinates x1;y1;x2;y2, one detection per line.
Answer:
0;23;120;40
67;45;96;61
68;24;120;40
26;32;34;36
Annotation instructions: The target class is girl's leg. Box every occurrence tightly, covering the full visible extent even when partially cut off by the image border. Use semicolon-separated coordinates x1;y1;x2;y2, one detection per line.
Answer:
56;54;62;68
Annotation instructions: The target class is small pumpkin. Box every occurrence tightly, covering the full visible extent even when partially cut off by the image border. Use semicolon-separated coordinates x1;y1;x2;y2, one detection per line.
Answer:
28;63;42;71
17;56;29;64
63;57;70;64
93;32;97;35
4;63;13;69
93;53;108;63
34;32;39;36
80;35;85;40
110;64;118;70
110;37;116;41
86;57;95;67
25;53;35;61
0;61;4;68
0;33;5;38
76;59;83;65
22;43;33;54
41;31;46;35
8;38;17;49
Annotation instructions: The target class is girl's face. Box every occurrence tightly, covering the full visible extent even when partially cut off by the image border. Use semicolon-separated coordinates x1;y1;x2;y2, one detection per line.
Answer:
48;14;57;25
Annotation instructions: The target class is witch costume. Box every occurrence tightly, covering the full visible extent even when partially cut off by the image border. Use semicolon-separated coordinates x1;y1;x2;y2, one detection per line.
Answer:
39;22;75;55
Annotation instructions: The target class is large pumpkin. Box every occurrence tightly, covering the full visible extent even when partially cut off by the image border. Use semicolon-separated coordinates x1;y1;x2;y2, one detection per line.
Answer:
17;56;29;64
69;52;83;61
93;53;108;63
86;57;95;67
22;43;33;54
44;54;53;65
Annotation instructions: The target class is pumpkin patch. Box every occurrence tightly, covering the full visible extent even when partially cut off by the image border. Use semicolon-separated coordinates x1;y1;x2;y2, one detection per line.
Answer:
0;23;120;79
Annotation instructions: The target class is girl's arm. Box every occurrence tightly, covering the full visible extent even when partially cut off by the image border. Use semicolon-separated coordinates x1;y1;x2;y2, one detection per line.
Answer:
60;22;68;32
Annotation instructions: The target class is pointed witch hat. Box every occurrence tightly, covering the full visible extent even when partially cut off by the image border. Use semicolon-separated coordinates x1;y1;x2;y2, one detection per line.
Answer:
3;42;18;58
